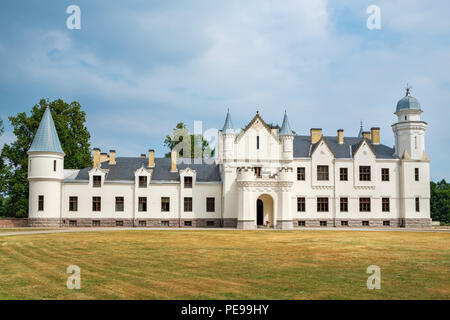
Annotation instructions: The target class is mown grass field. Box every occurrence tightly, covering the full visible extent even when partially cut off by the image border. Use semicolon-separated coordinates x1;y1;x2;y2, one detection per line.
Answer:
0;230;449;299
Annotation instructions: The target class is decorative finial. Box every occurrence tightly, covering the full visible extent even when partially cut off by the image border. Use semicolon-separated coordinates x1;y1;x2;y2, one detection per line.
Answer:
406;83;412;96
360;120;363;129
284;109;287;114
227;107;229;112
256;110;259;114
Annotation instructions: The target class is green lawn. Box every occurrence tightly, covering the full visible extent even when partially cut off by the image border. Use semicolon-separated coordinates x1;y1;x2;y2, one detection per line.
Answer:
0;230;448;299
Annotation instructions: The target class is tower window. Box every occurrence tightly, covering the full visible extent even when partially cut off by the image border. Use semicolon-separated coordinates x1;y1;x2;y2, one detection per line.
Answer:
254;167;262;177
38;195;44;211
206;197;215;212
415;197;420;212
381;168;390;181
256;136;260;149
415;168;419;181
297;167;305;181
405;116;407;120
340;198;348;212
340;168;348;181
53;160;56;172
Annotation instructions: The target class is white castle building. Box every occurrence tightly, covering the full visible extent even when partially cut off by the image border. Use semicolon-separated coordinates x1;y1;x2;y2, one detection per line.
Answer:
27;89;431;228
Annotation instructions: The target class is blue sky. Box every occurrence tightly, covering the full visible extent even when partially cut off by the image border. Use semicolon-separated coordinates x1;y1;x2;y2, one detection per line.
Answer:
0;0;449;180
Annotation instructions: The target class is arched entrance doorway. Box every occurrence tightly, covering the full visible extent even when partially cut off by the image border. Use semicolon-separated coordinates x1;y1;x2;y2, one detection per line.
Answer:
256;194;274;228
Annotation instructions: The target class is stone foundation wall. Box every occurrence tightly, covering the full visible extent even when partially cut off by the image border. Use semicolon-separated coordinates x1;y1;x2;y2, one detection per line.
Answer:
28;218;60;227
293;218;431;228
0;218;28;228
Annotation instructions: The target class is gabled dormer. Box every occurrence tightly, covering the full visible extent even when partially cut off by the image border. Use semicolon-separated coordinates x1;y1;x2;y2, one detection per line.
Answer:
352;138;377;186
134;165;152;188
311;136;335;187
89;166;108;188
180;167;196;189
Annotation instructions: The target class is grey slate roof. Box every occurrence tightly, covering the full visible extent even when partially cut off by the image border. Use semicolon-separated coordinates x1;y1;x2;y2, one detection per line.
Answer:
29;107;64;154
73;157;222;182
293;135;396;159
222;109;234;133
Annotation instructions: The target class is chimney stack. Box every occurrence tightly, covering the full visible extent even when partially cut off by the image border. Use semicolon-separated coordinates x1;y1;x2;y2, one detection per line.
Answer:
337;129;344;144
93;148;101;167
148;149;155;167
371;127;380;145
100;153;109;163
310;128;322;144
109;150;116;165
362;131;371;140
140;154;146;158
170;149;177;172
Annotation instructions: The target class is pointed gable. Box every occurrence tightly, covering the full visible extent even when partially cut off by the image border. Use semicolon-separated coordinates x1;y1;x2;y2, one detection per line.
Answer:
237;112;273;141
310;137;334;158
29;107;64;154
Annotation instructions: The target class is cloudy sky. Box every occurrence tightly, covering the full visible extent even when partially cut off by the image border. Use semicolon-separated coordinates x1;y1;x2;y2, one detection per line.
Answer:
0;0;449;180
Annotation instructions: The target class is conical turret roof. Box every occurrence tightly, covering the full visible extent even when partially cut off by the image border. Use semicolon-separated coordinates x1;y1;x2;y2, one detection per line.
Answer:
28;107;64;154
279;111;293;135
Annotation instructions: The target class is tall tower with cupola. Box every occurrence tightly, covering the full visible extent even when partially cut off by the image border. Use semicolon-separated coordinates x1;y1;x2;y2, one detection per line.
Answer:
392;87;427;160
27;107;65;227
392;87;431;227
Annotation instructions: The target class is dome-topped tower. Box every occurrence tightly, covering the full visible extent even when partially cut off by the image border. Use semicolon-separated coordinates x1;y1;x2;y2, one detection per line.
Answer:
392;86;427;160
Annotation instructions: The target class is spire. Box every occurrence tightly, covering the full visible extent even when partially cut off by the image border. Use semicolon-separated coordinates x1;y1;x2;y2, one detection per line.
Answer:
28;107;64;154
222;108;234;134
279;110;293;136
358;120;363;138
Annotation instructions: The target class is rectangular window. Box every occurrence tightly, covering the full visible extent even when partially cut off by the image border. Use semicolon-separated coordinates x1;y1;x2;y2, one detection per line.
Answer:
161;197;170;212
359;166;371;181
298;220;306;227
381;168;390;181
184;197;192;212
138;197;147;212
341;221;348;226
359;197;371;212
415;197;420;212
383;220;390;226
382;198;390;212
161;221;169;227
317;198;329;212
92;220;100;227
320;221;327;227
340;168;348;181
297;167;305;181
317;165;329;181
297;197;306;212
69;220;77;227
93;175;102;188
38;195;44;211
92;197;101;212
206;221;215;227
116;220;124;227
69;196;78;212
254;167;262;177
362;221;370;226
53;160;57;172
139;220;147;227
115;197;124;212
256;136;260;149
206;197;215;212
184;221;192;227
340;197;348;212
139;176;147;188
184;176;192;188
415;168;419;181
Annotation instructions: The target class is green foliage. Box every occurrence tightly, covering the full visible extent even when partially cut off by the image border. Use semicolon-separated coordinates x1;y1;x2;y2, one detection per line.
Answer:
430;179;450;224
163;122;214;158
0;99;91;217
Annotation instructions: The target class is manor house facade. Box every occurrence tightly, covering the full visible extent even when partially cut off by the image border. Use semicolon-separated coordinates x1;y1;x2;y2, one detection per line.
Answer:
27;89;431;228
